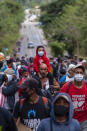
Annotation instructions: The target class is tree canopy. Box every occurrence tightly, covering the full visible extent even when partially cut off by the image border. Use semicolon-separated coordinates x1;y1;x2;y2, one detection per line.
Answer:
17;0;56;8
0;0;24;55
40;0;87;57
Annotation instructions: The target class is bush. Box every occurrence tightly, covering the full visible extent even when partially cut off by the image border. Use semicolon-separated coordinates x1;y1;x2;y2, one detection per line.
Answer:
0;0;24;55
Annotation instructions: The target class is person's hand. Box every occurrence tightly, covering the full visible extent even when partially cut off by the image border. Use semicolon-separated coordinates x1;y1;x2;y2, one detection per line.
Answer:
4;81;8;86
41;78;48;87
41;81;46;87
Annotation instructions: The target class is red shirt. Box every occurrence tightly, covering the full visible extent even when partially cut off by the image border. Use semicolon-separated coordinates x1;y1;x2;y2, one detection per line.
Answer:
60;81;87;122
19;78;26;97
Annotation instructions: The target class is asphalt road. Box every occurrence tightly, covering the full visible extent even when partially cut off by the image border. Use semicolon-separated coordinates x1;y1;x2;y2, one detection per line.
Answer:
19;19;51;59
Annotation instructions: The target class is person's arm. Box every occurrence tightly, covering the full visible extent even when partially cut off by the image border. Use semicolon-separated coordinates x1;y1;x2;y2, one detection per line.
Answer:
2;85;18;96
13;101;20;121
9;114;18;131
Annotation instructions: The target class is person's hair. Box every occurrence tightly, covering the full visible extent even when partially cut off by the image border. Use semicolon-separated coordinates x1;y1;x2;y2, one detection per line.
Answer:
7;59;13;65
0;61;3;68
21;56;25;58
75;66;85;72
29;57;34;63
21;78;39;92
21;60;25;64
49;57;53;60
37;46;44;51
79;58;83;62
16;57;20;61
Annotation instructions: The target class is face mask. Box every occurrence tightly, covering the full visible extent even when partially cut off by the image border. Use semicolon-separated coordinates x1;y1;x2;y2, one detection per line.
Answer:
50;62;53;65
74;74;83;82
38;51;44;57
54;105;69;117
22;92;30;100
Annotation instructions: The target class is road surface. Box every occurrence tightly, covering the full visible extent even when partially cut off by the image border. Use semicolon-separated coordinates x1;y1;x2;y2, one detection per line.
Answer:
19;14;51;58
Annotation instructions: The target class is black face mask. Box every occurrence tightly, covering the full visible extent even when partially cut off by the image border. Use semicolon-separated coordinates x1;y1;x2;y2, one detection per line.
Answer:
22;92;30;100
54;105;69;117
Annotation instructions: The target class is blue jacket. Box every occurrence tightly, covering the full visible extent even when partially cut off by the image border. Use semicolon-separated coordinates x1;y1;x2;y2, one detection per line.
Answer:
37;93;81;131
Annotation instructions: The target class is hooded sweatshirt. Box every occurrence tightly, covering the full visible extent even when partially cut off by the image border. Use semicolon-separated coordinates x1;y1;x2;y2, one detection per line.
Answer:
37;93;81;131
33;48;50;72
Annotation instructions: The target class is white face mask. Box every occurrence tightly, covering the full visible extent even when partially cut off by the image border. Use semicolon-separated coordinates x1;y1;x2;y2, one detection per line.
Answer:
74;74;83;82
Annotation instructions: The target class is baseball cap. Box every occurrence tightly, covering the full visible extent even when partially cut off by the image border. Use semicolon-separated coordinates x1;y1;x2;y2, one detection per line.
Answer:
58;95;69;103
68;64;75;71
75;64;85;72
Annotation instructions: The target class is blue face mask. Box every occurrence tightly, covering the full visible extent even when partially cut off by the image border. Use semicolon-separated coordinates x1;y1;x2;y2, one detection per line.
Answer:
38;51;44;56
50;62;53;65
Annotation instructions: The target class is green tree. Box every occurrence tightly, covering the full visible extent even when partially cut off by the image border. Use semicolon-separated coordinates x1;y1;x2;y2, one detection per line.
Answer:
0;0;24;55
50;41;65;56
40;0;87;57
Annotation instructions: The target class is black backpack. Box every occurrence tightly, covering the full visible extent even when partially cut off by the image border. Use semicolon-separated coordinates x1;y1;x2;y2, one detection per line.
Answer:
67;81;73;93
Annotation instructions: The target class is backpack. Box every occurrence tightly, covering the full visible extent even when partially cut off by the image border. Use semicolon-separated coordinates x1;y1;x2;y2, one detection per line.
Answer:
19;97;49;114
67;81;72;93
67;81;87;93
